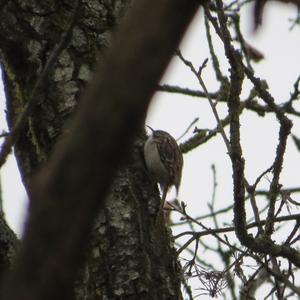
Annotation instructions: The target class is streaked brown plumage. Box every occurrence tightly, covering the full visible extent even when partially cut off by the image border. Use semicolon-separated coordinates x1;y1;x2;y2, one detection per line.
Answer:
144;128;183;210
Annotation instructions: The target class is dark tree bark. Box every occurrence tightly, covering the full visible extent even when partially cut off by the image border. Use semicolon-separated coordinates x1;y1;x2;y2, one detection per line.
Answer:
0;0;131;182
0;0;199;299
0;1;131;296
0;217;18;282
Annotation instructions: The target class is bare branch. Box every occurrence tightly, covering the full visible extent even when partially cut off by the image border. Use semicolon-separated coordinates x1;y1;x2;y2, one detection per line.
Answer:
176;50;231;154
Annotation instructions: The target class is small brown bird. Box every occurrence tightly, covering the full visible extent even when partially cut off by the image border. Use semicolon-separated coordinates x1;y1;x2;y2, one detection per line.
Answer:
144;127;183;211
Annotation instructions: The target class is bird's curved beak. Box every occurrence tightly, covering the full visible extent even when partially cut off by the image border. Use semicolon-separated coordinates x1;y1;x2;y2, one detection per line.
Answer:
146;125;155;133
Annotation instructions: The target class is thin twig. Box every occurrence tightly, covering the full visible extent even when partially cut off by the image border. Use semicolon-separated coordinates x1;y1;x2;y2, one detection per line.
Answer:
253;254;300;295
180;114;231;154
158;83;300;117
177;118;199;141
174;213;300;242
243;66;293;235
245;165;273;234
176;50;231;154
204;13;224;82
157;84;218;99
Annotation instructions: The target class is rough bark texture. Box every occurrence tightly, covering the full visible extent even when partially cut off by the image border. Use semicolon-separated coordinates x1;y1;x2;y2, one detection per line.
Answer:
0;0;130;182
0;217;18;281
0;0;198;299
0;1;131;297
82;135;183;299
0;0;132;297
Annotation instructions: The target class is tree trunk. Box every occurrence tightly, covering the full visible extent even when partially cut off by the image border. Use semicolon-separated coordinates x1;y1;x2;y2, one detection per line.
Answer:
0;0;130;181
0;0;196;298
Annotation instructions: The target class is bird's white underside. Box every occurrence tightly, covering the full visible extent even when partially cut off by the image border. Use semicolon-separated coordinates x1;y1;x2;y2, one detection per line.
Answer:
144;135;169;188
